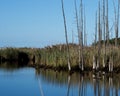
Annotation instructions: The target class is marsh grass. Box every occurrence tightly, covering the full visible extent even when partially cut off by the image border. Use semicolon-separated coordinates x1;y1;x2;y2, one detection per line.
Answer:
0;48;34;62
0;44;120;70
36;44;120;71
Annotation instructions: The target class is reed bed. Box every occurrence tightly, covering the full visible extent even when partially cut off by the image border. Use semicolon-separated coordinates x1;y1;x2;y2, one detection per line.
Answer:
35;44;120;70
0;44;120;71
0;47;34;62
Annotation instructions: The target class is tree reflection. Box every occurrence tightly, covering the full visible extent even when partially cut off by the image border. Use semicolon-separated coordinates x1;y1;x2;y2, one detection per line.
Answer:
93;72;101;96
38;76;44;96
35;69;120;96
67;75;71;96
79;74;85;96
93;72;120;96
36;70;44;96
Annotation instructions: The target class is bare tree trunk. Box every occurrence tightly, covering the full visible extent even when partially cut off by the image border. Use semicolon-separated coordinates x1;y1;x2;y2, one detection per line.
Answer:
61;0;71;71
72;30;74;44
83;7;87;71
74;0;81;69
93;55;97;70
113;0;117;47
109;45;113;72
116;0;120;47
97;0;101;70
80;0;84;71
74;0;84;71
105;0;110;70
103;0;106;68
106;0;109;46
113;0;120;47
93;11;97;70
109;57;113;72
95;11;97;47
84;7;87;47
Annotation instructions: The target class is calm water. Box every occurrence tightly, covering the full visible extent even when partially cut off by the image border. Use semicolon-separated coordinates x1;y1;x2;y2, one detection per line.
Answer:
0;63;120;96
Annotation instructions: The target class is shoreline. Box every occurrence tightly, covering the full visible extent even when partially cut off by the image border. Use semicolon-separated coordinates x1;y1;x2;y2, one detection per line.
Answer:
30;63;120;74
0;44;120;73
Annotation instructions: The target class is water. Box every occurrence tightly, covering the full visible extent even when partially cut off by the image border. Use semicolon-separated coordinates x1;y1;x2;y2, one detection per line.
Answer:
0;62;120;96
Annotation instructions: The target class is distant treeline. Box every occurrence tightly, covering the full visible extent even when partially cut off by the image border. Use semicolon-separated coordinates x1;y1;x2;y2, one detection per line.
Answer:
92;38;120;46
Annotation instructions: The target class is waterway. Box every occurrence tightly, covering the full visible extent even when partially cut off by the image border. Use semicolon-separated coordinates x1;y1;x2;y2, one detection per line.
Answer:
0;62;120;96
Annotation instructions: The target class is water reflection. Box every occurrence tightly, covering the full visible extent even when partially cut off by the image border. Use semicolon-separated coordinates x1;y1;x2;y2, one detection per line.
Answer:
36;69;120;96
79;74;86;96
38;76;44;96
0;62;119;96
67;75;71;96
0;62;28;71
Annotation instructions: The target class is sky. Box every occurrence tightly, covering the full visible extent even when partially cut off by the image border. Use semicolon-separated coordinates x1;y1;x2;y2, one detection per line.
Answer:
0;0;118;48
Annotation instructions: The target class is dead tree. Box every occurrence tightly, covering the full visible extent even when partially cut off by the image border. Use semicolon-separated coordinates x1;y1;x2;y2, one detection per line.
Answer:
106;0;109;46
102;0;106;68
93;11;98;70
113;0;117;47
61;0;71;71
84;7;87;46
74;0;81;69
72;30;74;44
116;0;119;47
113;0;120;47
97;0;101;70
74;0;84;71
80;0;84;71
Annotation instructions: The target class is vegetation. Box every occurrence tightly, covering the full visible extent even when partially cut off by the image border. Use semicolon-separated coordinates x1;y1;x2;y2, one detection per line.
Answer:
37;44;120;71
0;42;120;72
0;0;120;72
0;48;34;63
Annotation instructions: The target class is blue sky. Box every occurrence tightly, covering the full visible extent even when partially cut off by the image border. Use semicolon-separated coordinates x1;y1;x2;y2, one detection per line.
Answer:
0;0;117;48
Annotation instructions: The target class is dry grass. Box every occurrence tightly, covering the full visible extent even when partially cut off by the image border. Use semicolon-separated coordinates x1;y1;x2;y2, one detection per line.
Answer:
0;44;120;70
